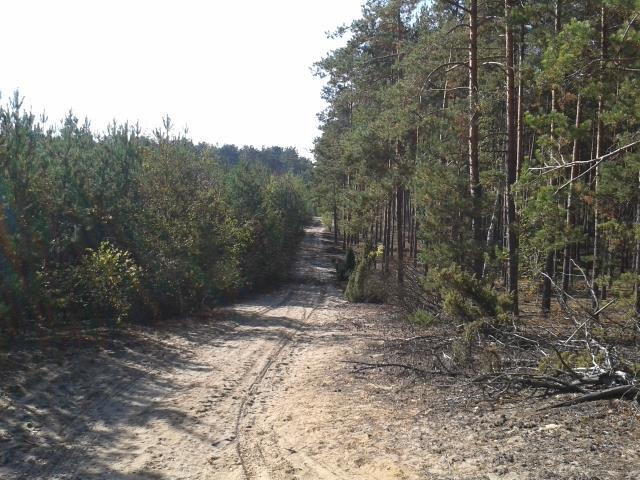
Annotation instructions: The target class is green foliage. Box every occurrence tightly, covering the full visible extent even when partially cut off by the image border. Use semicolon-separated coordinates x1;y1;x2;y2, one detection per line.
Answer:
345;244;385;303
538;350;604;374
310;0;640;370
345;248;356;272
215;144;313;182
540;20;594;89
313;0;640;324
452;320;492;366
519;184;570;279
345;255;369;303
426;265;512;322
408;309;436;327
611;272;640;311
0;98;312;336
72;241;141;325
336;248;356;281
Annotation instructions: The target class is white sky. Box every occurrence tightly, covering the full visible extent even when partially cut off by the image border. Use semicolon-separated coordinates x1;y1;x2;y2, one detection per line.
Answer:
0;0;363;158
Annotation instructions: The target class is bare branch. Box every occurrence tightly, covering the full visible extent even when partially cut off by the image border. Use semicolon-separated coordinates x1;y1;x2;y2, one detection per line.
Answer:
419;62;469;94
554;140;640;192
439;0;470;14
622;13;640;44
481;61;507;74
446;23;469;35
530;140;640;192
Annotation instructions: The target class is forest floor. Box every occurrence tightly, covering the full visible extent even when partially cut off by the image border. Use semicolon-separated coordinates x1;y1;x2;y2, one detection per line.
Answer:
1;223;640;480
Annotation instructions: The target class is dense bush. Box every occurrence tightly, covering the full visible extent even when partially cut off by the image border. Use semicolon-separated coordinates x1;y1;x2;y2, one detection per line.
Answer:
0;95;311;338
336;248;355;281
345;244;384;303
71;241;142;325
425;265;512;322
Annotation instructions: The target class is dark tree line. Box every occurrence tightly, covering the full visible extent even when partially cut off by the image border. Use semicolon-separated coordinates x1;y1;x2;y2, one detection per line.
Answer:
0;94;311;338
212;144;313;182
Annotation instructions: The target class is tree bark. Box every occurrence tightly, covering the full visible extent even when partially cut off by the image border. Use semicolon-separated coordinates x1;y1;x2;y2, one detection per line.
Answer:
562;94;582;296
505;0;519;314
390;193;396;258
542;0;562;314
592;5;607;309
384;195;392;273
397;186;404;284
468;0;483;277
541;251;554;314
516;24;526;181
414;217;420;268
333;200;339;245
483;189;502;277
635;170;640;316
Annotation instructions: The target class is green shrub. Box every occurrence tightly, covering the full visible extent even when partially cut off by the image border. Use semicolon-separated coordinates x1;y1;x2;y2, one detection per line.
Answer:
537;350;604;374
610;272;639;313
72;241;142;325
345;248;356;272
452;319;492;365
336;248;356;281
362;272;388;303
443;290;481;322
426;265;512;322
344;244;383;303
345;257;368;302
408;309;437;327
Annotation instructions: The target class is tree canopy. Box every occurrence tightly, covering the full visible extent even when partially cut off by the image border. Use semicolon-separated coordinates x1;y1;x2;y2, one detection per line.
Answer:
313;0;640;319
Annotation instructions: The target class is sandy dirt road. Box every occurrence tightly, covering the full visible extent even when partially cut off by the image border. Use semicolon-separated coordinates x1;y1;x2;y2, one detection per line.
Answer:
2;224;640;480
1;224;416;479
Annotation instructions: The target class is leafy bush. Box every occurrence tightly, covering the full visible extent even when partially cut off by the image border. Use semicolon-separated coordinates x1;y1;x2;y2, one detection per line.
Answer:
72;241;142;325
345;257;368;302
611;272;639;310
345;245;382;303
336;248;356;281
408;309;437;327
537;350;605;374
421;265;514;367
452;319;493;366
345;248;356;272
426;265;512;322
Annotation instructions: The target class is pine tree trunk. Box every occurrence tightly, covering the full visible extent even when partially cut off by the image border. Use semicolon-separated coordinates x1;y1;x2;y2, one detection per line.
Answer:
383;201;388;272
409;200;415;260
384;196;392;274
468;0;483;277
541;251;554;314
397;186;404;284
483;189;502;277
635;171;640;315
542;0;562;314
390;193;396;258
505;0;519;314
592;5;607;309
516;24;525;181
374;208;380;244
562;94;581;297
414;217;420;268
333;202;339;245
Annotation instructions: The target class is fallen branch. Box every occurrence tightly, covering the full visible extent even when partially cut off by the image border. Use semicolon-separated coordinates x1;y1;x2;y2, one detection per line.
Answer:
541;385;639;410
386;335;433;343
475;373;587;394
343;360;447;377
